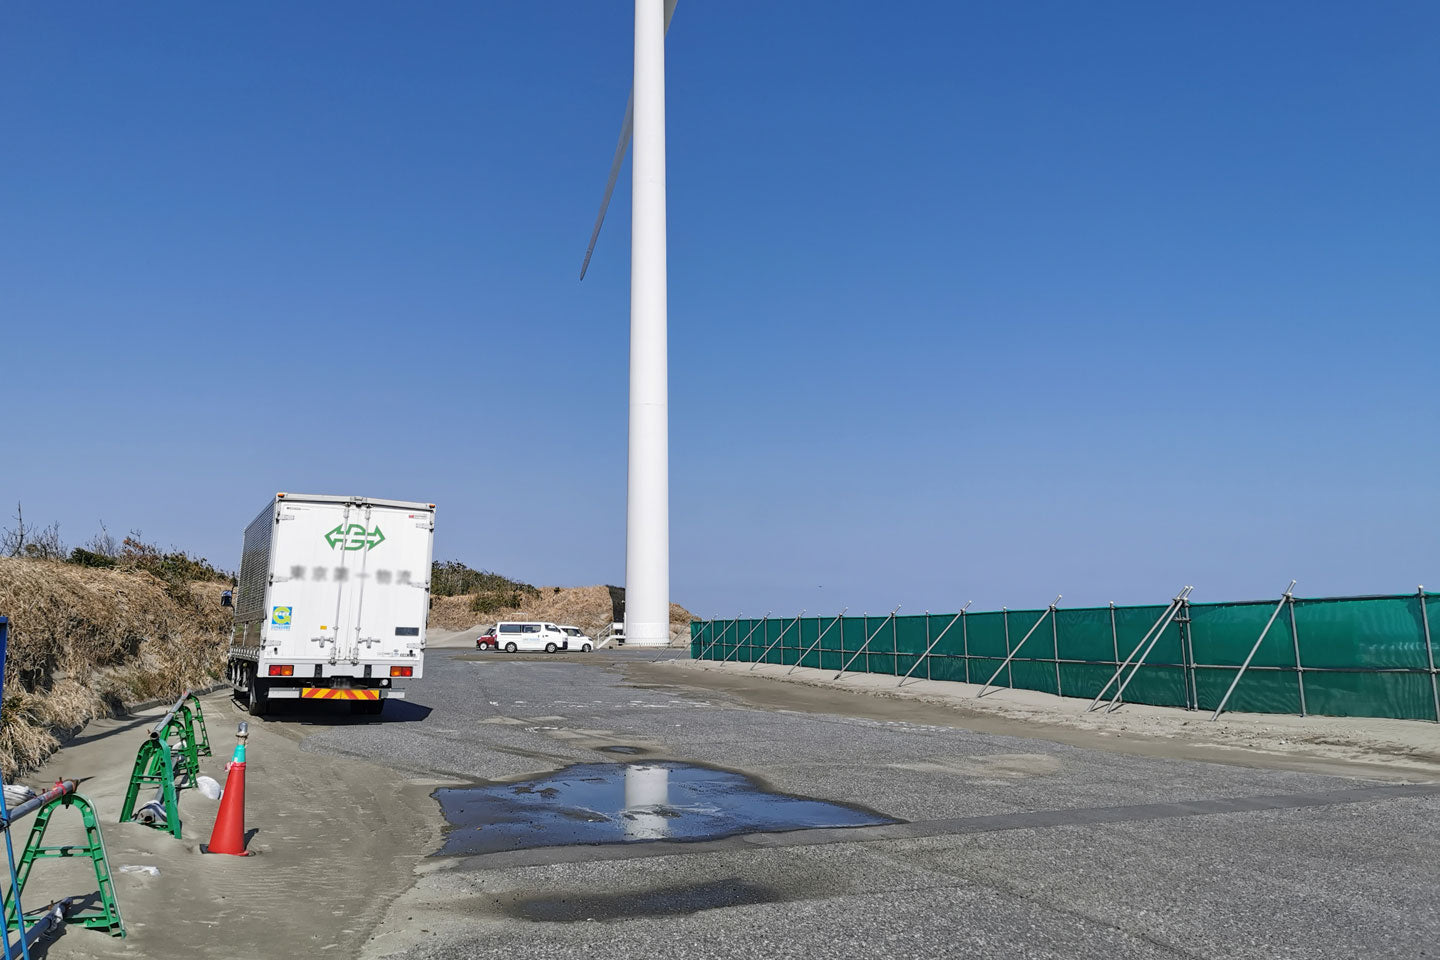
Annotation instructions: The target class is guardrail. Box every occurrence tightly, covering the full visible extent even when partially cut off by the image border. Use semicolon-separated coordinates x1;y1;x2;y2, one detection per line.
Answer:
120;689;214;838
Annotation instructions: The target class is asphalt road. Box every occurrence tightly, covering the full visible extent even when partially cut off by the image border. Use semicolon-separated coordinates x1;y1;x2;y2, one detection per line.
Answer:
286;646;1439;959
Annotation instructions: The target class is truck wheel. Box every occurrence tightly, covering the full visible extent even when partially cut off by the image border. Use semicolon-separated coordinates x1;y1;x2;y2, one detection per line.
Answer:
545;642;557;653
248;673;269;717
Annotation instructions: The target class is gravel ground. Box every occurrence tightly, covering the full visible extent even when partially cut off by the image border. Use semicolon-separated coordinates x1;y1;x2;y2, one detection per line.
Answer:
277;647;1440;960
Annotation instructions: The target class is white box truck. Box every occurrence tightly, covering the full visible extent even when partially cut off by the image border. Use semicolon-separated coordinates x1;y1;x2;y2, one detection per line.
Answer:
229;493;435;716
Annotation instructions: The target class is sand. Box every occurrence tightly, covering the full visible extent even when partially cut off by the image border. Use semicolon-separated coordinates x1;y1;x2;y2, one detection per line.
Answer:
17;690;436;960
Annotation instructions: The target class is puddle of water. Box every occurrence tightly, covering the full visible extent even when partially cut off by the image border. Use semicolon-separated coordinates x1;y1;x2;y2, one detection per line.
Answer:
434;762;897;855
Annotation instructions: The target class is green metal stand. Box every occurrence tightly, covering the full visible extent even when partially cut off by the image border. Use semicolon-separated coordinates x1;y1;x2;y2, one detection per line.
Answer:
4;794;124;939
154;707;202;787
117;738;182;839
183;693;212;757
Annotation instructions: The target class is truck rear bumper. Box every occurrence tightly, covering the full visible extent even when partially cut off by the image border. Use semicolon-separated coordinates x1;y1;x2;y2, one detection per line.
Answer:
267;688;408;700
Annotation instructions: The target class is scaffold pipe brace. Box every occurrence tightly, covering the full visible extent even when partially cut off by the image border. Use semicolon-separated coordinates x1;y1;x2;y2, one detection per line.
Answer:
3;779;77;827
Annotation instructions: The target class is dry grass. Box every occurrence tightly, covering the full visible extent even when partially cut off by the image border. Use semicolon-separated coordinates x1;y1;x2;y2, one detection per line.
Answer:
0;558;231;776
430;585;694;645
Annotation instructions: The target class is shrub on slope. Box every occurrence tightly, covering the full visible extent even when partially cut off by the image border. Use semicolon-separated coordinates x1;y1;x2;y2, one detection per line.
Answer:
0;558;230;775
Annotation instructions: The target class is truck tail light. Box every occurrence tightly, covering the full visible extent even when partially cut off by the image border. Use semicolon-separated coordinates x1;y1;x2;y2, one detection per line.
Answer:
390;666;413;677
268;665;294;677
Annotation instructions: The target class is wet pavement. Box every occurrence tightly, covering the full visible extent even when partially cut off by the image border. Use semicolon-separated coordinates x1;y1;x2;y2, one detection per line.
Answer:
435;761;897;855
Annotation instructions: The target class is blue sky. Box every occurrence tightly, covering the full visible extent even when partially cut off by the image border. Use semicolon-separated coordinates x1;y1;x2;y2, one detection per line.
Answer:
2;2;1435;618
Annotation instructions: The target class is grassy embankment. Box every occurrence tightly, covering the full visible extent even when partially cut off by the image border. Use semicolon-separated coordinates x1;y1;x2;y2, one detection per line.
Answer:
0;557;231;776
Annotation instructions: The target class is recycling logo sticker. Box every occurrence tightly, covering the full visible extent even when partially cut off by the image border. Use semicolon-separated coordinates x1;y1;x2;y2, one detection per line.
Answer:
271;606;293;630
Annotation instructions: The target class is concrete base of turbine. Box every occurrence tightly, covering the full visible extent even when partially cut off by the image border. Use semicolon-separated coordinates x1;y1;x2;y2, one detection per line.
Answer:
623;620;672;648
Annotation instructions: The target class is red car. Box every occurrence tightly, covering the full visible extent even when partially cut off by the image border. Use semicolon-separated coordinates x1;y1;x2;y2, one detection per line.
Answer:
476;631;498;650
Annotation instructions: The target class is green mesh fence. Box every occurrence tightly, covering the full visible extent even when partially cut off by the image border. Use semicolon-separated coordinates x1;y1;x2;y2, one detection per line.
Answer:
690;591;1440;722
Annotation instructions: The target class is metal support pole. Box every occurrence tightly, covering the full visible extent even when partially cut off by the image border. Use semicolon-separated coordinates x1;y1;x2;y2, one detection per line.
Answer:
1420;587;1439;724
861;613;870;675
835;606;901;679
747;615;770;665
1002;608;1013;690
1183;606;1195;710
1185;601;1199;710
744;611;806;667
924;612;931;681
695;618;716;659
722;613;777;665
1289;594;1307;718
1052;605;1062;697
787;610;845;674
1087;587;1191;712
891;614;898;677
712;614;767;664
899;602;969;686
1173;600;1195;711
977;596;1061;697
1210;581;1295;721
697;616;736;661
1101;588;1193;713
1110;602;1119;667
962;606;970;683
19;901;65;954
0;781;77;830
150;699;186;739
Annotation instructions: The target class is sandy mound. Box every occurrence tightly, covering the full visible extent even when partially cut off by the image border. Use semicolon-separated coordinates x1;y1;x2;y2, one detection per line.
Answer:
430;584;693;645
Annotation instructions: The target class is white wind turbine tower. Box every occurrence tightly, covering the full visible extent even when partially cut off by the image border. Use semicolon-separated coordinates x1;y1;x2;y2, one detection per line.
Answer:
579;0;678;648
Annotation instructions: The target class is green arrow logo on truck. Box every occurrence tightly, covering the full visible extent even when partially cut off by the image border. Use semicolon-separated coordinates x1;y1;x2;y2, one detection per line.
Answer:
324;524;386;551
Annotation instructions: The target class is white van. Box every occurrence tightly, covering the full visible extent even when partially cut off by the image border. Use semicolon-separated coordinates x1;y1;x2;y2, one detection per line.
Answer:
494;621;570;653
559;626;594;652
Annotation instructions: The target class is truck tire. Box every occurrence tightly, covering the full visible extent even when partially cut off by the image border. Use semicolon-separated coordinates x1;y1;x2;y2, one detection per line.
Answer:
248;672;269;717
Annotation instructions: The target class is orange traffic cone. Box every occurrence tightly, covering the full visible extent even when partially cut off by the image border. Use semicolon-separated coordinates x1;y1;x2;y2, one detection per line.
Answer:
205;722;252;855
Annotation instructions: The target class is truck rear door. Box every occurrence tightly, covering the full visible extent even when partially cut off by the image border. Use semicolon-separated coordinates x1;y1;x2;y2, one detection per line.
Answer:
348;502;433;666
270;499;358;663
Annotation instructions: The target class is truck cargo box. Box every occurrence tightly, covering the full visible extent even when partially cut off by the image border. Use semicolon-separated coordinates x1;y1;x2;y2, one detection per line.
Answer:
229;493;434;716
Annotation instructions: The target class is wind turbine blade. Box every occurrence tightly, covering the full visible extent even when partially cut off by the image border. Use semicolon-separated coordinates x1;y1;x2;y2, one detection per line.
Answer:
579;95;633;281
578;0;678;280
